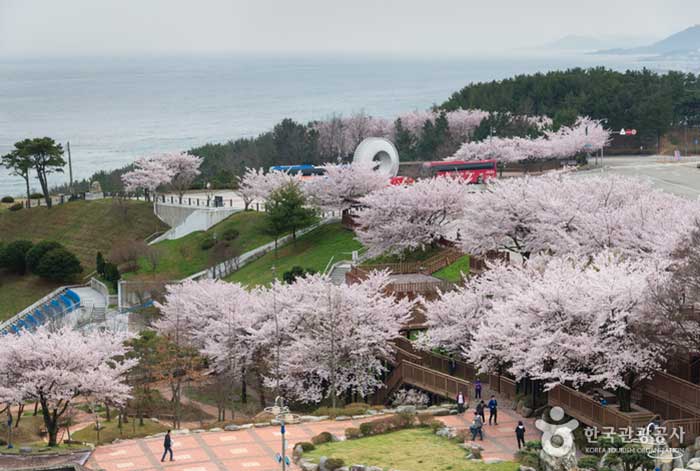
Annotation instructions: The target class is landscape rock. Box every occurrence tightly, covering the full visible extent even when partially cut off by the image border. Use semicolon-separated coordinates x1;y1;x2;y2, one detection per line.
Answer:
192;428;205;433
520;466;537;471
301;416;324;423
521;407;533;417
366;467;383;471
436;427;451;438
688;463;700;471
395;405;416;414
485;458;504;464
350;465;367;471
254;422;269;428
173;428;190;435
225;424;242;431
428;407;451;416
19;447;32;454
470;444;483;459
299;459;319;471
209;427;223;432
335;415;352;421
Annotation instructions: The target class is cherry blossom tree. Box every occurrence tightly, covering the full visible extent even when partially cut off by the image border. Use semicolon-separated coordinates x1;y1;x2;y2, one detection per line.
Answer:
0;327;135;446
304;162;388;211
455;172;699;260
161;152;202;202
237;167;302;204
464;253;664;411
448;117;609;162
355;177;470;257
272;272;414;407
121;155;174;200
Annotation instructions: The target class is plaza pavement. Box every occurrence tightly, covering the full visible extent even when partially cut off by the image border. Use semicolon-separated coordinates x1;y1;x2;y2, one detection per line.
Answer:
88;408;539;471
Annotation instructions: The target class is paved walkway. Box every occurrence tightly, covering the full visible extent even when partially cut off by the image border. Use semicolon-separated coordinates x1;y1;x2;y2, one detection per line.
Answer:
89;409;540;471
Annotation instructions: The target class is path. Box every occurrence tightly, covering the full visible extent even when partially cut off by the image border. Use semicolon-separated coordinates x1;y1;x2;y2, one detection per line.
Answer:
89;410;540;471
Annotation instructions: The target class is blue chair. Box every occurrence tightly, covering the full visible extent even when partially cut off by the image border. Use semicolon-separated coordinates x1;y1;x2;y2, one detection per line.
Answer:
34;309;45;322
25;314;37;326
17;319;28;330
10;325;19;334
59;294;74;312
65;289;81;305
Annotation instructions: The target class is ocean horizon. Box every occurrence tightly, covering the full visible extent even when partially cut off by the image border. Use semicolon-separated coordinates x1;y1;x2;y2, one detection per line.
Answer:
0;51;672;196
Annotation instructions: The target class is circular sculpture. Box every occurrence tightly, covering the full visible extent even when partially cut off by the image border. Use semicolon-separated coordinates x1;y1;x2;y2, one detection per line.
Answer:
352;137;400;178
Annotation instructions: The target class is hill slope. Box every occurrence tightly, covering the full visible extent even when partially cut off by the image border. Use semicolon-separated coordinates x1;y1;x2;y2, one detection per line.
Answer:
0;199;167;269
599;25;700;55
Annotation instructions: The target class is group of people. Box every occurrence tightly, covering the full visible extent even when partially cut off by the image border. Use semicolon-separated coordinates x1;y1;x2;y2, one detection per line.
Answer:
456;379;526;448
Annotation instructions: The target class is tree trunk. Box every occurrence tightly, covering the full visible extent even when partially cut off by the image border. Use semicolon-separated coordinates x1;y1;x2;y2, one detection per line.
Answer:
25;177;31;208
616;387;632;413
241;375;247;404
105;404;111;421
33;401;38;416
257;370;267;408
37;171;52;208
15;403;25;428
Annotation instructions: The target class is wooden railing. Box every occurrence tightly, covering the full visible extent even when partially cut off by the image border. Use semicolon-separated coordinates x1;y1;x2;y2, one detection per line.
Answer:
401;361;472;399
387;280;458;295
358;248;463;276
662;417;700;445
646;371;700;415
489;373;517;400
549;384;655;430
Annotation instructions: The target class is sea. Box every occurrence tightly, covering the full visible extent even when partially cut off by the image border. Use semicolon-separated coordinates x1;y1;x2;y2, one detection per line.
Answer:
0;52;691;196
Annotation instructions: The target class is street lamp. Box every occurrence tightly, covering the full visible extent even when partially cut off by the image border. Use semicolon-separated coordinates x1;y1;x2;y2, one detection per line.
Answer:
265;396;299;471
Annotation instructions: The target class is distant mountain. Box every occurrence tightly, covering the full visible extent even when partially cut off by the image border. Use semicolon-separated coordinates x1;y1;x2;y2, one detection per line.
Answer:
543;34;654;52
598;25;700;55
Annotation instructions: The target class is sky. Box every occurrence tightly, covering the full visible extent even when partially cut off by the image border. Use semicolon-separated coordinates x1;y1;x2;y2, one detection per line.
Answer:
0;0;698;57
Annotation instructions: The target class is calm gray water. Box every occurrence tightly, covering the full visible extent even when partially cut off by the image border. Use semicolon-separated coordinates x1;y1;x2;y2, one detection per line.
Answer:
0;53;655;196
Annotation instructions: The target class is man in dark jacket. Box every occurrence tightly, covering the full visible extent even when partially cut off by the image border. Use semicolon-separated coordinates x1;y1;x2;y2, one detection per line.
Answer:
515;420;526;449
161;430;174;462
475;400;485;421
488;395;498;425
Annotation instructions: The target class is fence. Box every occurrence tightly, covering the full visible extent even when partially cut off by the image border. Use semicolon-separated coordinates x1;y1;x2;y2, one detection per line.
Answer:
89;277;110;307
549;384;655;430
644;371;700;416
662;417;700;445
357;248;463;276
401;361;472;399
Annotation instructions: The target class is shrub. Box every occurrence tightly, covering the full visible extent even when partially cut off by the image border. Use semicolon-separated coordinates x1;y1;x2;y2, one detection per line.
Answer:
359;413;415;437
35;247;83;281
525;440;542;450
324;458;345;471
26;241;64;273
1;196;14;203
96;251;105;275
8;202;23;211
220;227;240;241
30;192;44;199
516;449;540;469
312;405;367;418
283;266;317;284
0;240;33;274
103;262;121;289
311;431;333;445
295;441;315;452
200;236;216;250
417;414;444;433
452;428;471;443
578;455;600;470
345;427;361;439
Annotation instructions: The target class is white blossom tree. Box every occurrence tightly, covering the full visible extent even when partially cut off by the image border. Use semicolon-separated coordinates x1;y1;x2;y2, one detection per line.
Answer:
272;272;414;407
0;327;134;446
121;155;174;200
162;152;202;202
304;162;388;211
455;172;699;260
355;177;470;257
237;167;302;204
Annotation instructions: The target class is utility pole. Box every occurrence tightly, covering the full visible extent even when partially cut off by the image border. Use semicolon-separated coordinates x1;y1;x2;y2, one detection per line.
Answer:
67;141;74;194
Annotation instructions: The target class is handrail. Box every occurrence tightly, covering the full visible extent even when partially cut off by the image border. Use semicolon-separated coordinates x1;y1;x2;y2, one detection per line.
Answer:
401;361;472;399
645;371;700;415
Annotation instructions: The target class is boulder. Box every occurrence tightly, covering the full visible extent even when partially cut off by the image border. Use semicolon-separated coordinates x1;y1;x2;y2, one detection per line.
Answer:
470;444;483;459
688;463;700;471
299;459;319;471
350;466;367;471
694;451;700;458
173;428;190;435
449;409;459;415
192;429;205;433
225;424;242;431
485;458;504;464
335;415;352;421
395;405;417;414
428;408;451;416
19;447;32;454
436;427;451;438
521;407;533;417
366;467;383;471
209;427;223;432
520;466;537;471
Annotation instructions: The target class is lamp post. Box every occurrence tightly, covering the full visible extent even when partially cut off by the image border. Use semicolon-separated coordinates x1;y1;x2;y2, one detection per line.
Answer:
271;265;281;396
265;396;299;471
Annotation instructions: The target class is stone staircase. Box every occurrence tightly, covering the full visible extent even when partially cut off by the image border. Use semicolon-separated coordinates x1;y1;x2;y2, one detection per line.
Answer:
328;261;352;285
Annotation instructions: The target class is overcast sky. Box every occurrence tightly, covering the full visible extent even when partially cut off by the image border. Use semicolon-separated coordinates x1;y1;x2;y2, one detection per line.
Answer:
1;0;698;57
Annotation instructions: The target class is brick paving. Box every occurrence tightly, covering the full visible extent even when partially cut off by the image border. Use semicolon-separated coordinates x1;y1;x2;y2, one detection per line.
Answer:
88;410;540;471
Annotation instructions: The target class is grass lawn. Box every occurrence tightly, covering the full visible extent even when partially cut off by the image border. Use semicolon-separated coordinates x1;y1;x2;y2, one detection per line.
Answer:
0;273;63;322
128;211;276;280
304;428;519;471
432;255;471;282
225;223;362;287
0;199;167;269
72;417;169;445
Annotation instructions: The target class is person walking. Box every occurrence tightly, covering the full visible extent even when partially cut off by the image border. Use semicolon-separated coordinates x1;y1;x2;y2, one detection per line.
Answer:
488;395;498;425
456;391;465;413
470;412;484;441
475;400;485;421
161;430;174;462
474;379;482;399
515;420;526;449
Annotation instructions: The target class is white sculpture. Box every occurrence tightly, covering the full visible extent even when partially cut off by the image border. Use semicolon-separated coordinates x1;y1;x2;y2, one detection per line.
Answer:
352;137;400;178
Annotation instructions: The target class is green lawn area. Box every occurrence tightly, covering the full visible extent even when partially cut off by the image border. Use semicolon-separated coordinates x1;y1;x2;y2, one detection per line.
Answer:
0;273;63;321
432;255;471;282
0;199;167;320
225;223;362;287
304;428;519;471
72;417;169;445
128;211;277;280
